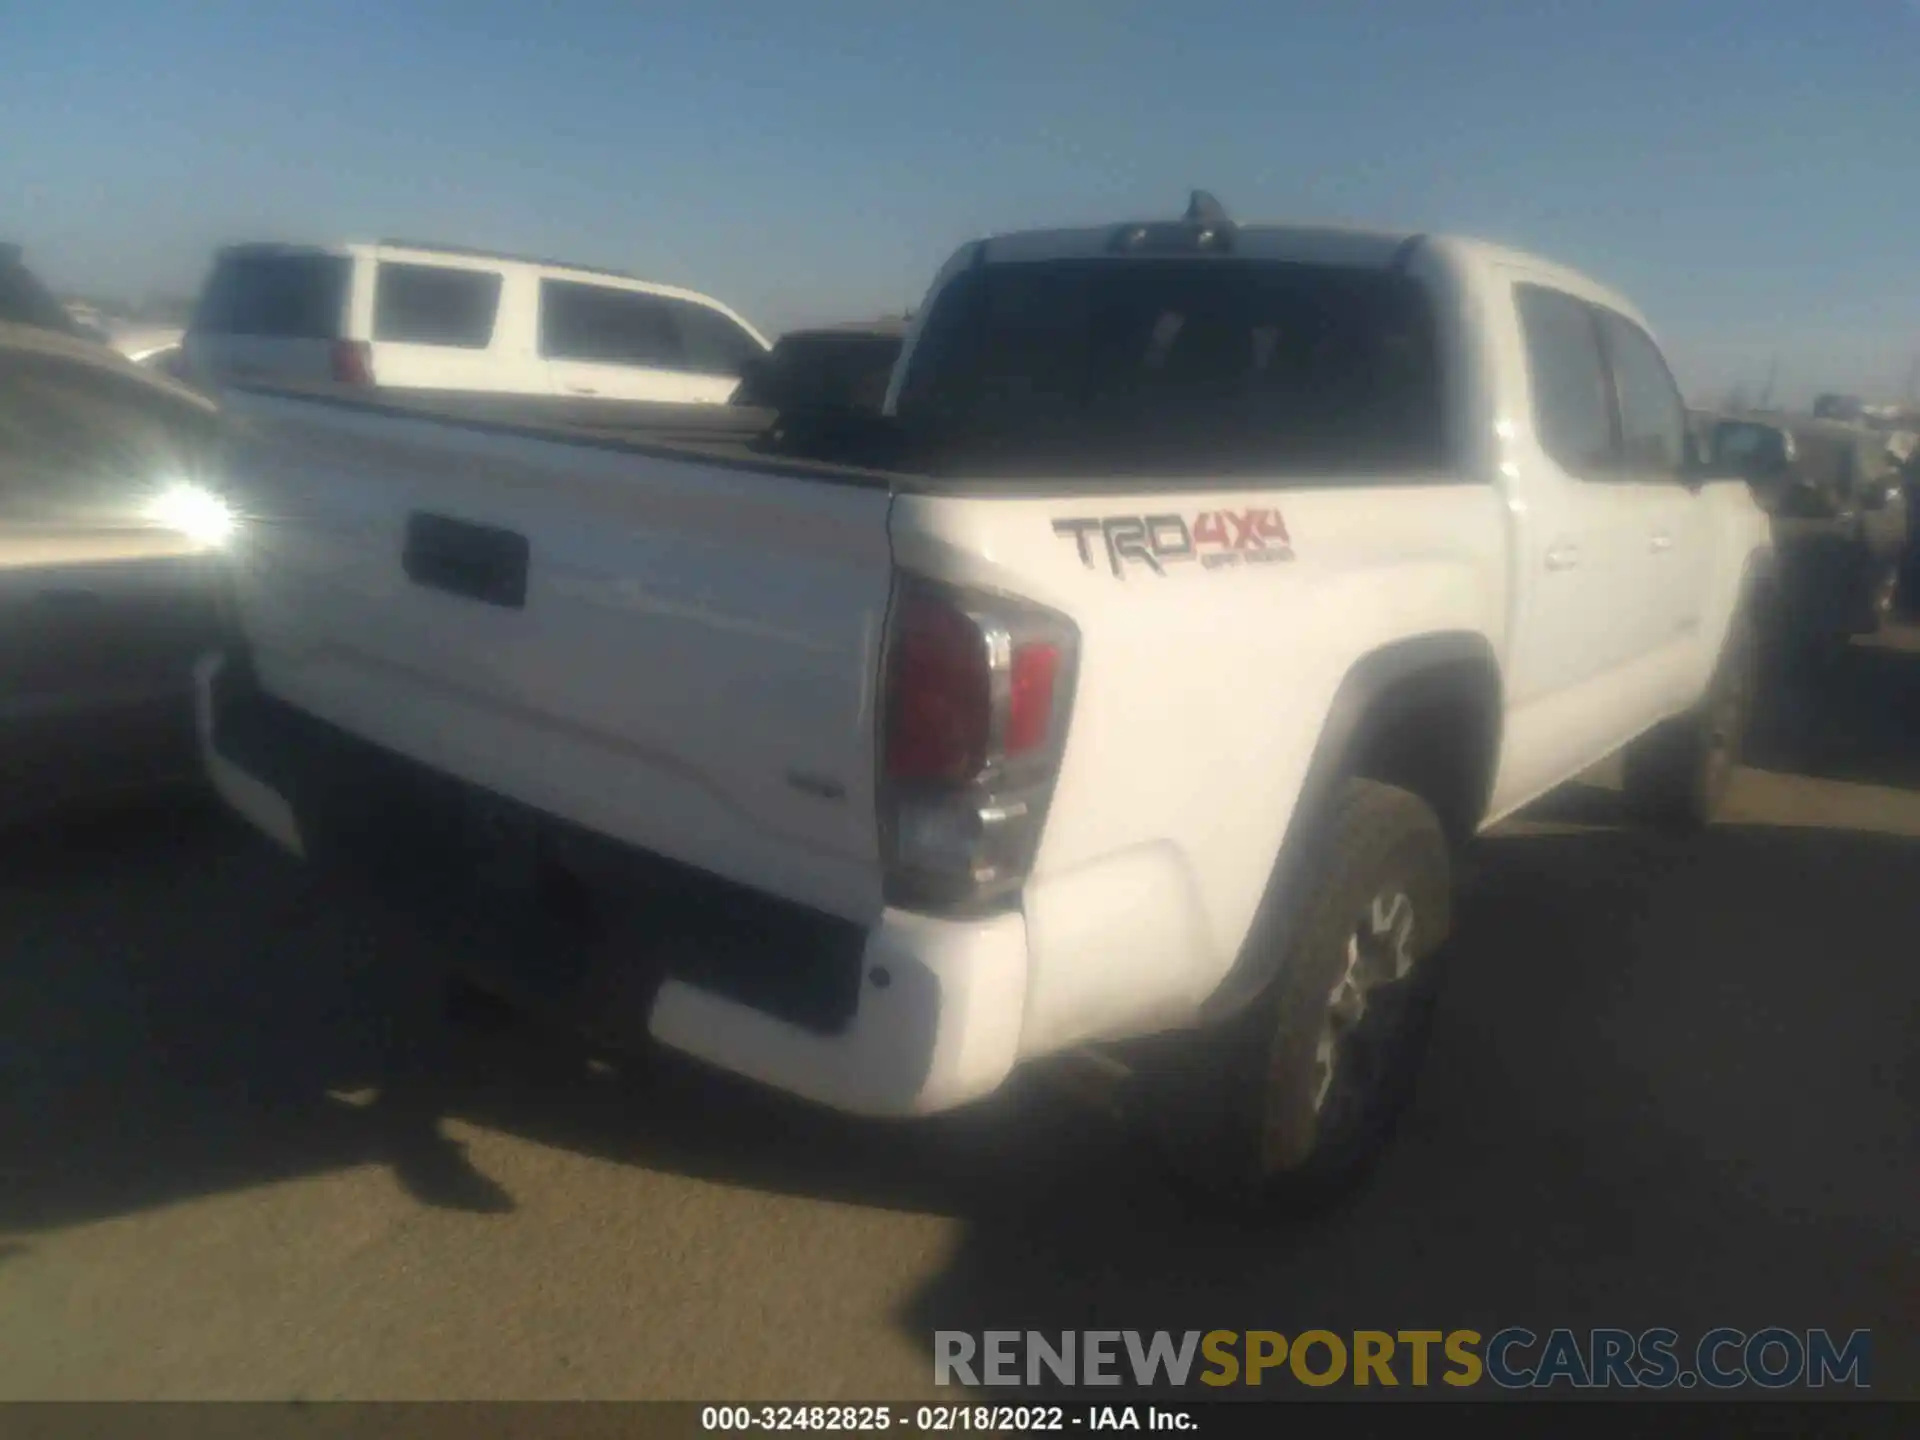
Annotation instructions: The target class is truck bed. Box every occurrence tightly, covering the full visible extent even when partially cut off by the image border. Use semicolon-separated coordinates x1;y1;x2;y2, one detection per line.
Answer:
211;383;905;926
224;380;904;491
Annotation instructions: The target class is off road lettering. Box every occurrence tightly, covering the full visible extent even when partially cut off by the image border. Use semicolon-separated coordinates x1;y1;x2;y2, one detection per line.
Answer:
1053;507;1294;577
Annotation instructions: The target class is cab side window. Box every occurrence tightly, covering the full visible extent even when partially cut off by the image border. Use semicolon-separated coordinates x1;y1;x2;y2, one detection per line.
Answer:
1596;309;1688;476
1515;283;1615;478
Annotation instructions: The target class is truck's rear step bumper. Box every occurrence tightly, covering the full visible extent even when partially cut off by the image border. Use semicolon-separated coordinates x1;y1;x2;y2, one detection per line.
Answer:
192;652;1031;1116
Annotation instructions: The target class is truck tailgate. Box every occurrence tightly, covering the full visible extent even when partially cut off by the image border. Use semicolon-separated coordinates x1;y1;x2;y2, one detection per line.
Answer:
220;392;894;922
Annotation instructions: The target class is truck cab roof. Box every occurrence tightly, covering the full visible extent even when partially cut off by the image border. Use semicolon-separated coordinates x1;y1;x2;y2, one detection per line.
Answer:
962;211;1651;333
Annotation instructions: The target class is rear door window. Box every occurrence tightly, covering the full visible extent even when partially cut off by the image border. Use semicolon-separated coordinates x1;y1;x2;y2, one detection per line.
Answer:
373;263;502;349
896;258;1447;478
538;281;684;367
1514;283;1616;478
190;253;349;339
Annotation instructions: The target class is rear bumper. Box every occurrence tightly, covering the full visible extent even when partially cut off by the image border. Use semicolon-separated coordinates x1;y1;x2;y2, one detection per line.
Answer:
191;651;1029;1117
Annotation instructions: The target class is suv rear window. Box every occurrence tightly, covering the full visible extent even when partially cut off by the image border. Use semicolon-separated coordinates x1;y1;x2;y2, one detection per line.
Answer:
373;263;502;348
894;258;1447;478
191;253;349;340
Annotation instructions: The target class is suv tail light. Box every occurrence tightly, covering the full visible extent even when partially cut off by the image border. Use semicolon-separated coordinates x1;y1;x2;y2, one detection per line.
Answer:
331;339;375;386
879;576;1079;911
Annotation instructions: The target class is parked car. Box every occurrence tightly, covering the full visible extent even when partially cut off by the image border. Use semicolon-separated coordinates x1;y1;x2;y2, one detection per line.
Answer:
2;251;232;827
1812;392;1865;424
732;318;908;413
1897;438;1920;619
194;194;1771;1211
730;317;908;459
1706;412;1908;646
181;241;771;404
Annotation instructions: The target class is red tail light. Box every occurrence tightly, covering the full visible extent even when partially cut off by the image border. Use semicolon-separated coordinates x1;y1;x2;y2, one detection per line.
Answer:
879;577;1078;910
331;339;374;386
885;592;991;783
1006;643;1062;756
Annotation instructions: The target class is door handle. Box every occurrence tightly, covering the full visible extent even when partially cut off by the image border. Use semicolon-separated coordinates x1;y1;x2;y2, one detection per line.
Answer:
564;384;599;397
1544;542;1581;572
1649;533;1674;553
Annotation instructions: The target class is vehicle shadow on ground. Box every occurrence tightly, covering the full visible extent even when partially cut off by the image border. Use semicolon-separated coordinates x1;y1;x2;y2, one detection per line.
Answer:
898;816;1920;1398
1743;632;1920;792
0;665;1916;1394
0;797;1057;1233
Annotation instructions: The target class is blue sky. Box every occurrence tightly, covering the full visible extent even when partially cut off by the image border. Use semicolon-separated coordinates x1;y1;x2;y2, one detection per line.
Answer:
4;0;1918;402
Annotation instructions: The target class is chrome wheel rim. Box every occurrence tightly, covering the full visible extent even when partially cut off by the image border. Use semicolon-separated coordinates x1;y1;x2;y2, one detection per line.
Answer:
1310;890;1416;1116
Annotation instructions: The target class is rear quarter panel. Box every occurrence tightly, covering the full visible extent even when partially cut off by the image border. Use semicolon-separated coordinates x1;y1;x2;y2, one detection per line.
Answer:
891;482;1508;1054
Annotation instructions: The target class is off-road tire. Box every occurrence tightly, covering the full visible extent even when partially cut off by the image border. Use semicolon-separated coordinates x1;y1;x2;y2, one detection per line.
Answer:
442;971;527;1034
1133;778;1453;1214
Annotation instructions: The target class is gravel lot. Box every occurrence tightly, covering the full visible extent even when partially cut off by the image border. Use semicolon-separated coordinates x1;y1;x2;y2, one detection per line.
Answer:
2;633;1915;1400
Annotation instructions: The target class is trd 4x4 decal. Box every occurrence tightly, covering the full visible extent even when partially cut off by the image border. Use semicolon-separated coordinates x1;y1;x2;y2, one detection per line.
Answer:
1052;508;1294;577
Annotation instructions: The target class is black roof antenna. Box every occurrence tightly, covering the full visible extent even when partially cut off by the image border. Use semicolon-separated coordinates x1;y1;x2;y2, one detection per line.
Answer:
1185;190;1230;225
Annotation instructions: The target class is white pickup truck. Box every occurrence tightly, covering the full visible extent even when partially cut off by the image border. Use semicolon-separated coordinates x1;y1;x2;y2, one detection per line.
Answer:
196;195;1772;1208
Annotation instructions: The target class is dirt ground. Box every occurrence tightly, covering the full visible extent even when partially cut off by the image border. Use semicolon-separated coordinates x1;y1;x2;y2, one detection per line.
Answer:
1;632;1915;1400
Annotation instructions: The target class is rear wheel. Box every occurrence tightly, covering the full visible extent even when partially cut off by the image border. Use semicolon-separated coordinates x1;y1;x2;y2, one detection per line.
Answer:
1871;565;1900;631
1132;779;1453;1213
1622;601;1756;833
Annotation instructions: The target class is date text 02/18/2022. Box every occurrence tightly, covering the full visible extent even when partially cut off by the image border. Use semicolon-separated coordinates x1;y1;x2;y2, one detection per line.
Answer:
700;1405;1192;1432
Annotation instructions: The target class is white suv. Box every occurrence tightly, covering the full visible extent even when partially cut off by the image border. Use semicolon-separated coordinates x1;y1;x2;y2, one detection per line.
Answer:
181;241;771;404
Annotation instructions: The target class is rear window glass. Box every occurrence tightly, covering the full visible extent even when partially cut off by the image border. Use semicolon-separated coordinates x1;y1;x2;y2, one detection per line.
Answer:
191;253;349;340
539;281;682;367
373;263;502;348
894;258;1447;478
